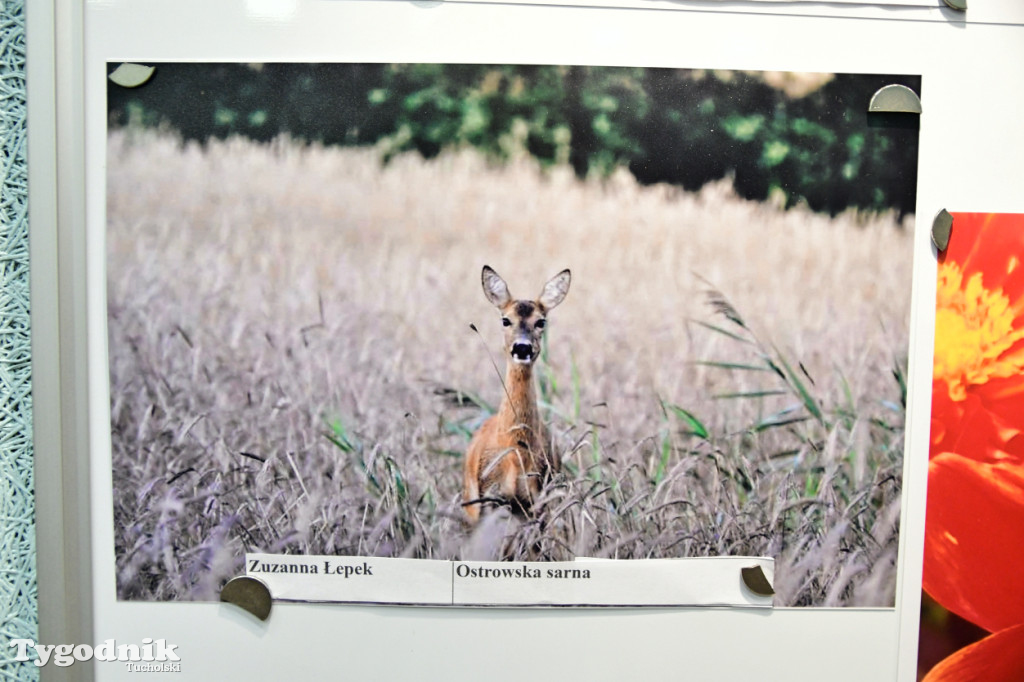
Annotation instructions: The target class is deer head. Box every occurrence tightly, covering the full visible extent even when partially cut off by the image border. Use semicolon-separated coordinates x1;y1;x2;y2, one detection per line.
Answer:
481;265;571;366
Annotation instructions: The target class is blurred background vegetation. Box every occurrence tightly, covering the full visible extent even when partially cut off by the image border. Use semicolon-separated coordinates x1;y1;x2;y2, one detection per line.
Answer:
108;63;920;216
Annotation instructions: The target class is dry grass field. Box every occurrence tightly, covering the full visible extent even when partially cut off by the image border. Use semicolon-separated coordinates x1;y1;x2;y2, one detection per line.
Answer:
107;130;911;605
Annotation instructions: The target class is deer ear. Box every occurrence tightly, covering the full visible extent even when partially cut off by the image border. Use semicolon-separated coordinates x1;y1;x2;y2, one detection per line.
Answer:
481;265;512;308
538;269;571;310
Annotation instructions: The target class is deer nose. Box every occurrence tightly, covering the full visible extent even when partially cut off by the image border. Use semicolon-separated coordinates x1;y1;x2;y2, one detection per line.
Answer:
511;341;535;363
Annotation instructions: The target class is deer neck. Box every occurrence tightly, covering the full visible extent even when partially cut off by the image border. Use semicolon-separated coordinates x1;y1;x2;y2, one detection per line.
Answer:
498;362;540;441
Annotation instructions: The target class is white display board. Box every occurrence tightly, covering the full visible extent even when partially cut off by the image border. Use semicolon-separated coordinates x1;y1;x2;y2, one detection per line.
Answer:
26;1;1024;680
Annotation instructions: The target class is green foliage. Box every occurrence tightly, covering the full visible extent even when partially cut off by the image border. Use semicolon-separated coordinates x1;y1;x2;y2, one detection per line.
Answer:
109;63;919;215
662;401;710;440
689;285;905;488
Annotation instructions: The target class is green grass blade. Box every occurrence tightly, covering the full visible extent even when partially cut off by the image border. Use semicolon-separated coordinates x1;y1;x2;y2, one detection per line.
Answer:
771;347;824;425
712;389;787;400
693;360;773;372
755;415;811;432
590;429;603;483
892;359;908;408
653;427;672;484
761;355;787;381
385;457;408;501
440;418;475;440
662;402;710;440
323;415;361;453
691;319;753;345
798;361;816;386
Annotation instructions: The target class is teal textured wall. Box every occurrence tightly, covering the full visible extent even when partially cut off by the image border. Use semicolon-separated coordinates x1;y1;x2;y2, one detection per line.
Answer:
0;1;38;680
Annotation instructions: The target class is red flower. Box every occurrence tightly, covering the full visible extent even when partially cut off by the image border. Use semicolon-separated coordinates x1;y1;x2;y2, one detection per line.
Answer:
924;213;1024;680
924;622;1024;681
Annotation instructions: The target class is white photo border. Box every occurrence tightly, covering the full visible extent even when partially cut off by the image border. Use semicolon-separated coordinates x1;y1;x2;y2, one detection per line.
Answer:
27;1;1024;679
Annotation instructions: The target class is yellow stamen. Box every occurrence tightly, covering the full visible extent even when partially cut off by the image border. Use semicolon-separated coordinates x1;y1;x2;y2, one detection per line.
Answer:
935;262;1024;401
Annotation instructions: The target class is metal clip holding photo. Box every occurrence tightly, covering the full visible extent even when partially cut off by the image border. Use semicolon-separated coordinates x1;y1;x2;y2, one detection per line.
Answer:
221;575;273;622
869;84;922;115
932;209;954;253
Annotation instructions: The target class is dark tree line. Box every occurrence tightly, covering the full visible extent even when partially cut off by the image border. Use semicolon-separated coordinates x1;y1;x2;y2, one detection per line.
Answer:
108;63;919;216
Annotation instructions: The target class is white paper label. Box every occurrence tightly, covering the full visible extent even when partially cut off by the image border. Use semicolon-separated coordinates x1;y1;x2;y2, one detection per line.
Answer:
245;553;774;608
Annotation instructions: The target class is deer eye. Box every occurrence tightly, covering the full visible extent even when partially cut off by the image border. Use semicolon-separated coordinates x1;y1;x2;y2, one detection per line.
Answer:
535;319;546;329
502;317;511;327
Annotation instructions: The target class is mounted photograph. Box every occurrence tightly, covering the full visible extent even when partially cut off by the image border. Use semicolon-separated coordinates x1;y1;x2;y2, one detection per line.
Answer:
105;62;919;606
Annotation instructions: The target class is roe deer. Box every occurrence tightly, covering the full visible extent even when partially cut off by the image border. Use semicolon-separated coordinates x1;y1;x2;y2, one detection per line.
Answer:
463;265;571;524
